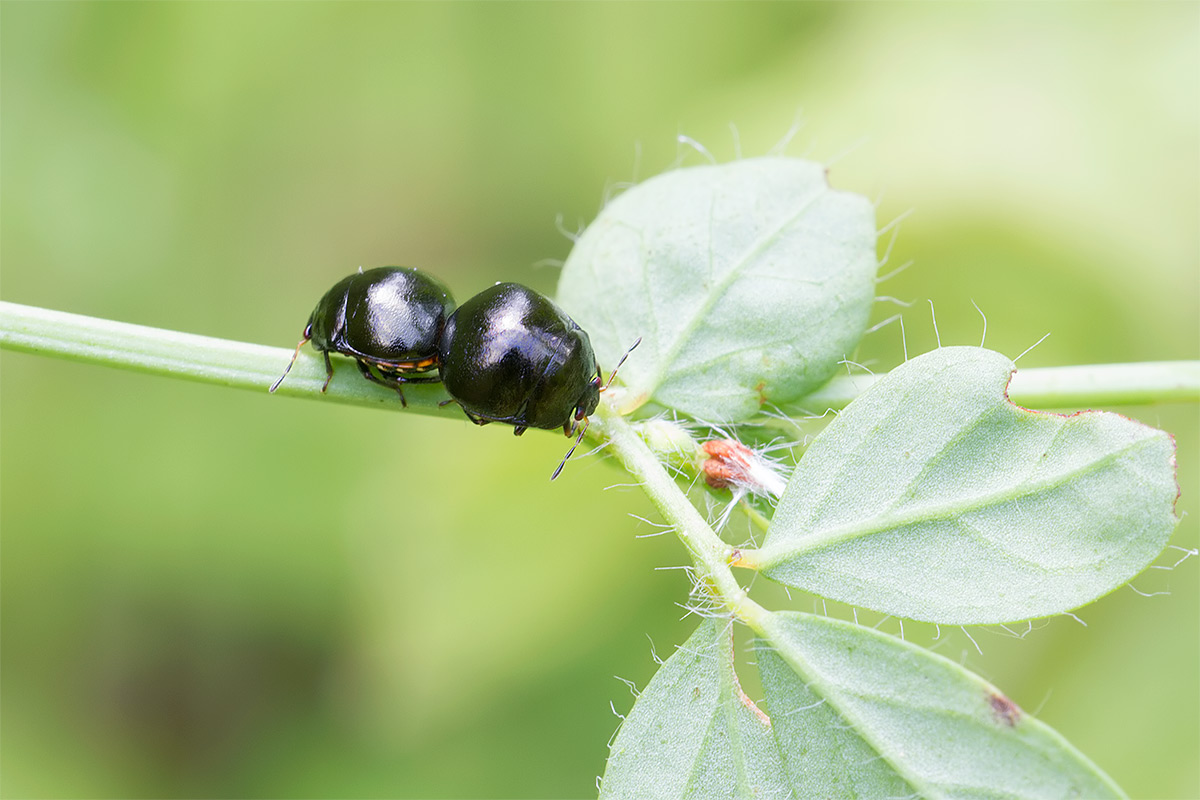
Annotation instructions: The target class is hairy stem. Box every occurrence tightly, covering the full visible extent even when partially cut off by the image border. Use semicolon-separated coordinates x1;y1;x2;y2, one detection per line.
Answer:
592;401;770;630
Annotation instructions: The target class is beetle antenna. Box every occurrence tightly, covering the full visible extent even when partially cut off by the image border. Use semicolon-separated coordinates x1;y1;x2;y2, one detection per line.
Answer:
553;337;642;480
269;331;310;393
603;337;642;392
552;417;591;481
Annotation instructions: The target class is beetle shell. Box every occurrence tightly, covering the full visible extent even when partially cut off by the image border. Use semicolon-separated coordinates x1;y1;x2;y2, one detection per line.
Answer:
438;283;600;431
309;266;455;368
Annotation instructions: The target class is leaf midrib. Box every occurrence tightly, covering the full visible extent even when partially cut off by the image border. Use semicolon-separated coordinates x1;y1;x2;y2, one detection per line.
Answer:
762;615;929;799
641;188;826;396
757;432;1160;565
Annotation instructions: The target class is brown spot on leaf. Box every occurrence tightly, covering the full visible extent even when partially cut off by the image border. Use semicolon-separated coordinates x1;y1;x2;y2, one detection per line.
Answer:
988;691;1021;726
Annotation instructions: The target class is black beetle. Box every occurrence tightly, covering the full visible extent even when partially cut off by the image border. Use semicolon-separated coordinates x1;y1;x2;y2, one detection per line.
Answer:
269;266;455;405
438;282;601;437
438;282;636;479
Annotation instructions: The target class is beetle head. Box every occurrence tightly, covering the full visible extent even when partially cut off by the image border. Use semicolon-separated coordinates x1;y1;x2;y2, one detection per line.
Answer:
575;372;602;420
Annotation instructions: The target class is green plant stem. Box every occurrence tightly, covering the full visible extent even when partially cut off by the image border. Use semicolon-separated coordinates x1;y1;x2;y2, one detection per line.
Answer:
592;401;770;630
0;300;461;417
803;359;1200;409
2;300;1198;413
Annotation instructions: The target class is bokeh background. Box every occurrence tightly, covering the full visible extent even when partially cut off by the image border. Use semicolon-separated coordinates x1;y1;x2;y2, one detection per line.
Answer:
2;3;1197;798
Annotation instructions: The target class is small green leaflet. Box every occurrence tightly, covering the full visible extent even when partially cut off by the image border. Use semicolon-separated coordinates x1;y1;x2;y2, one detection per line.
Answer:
556;157;877;422
742;347;1179;624
601;615;1124;799
600;619;788;799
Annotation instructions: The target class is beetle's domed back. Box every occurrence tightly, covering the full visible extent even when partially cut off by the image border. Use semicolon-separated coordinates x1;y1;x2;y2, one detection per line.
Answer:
339;267;455;362
439;283;598;430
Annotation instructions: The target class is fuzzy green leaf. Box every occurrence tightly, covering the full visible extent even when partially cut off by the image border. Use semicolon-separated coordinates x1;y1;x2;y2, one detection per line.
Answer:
600;619;789;799
745;346;1179;624
601;613;1123;798
757;611;1125;799
556;157;877;422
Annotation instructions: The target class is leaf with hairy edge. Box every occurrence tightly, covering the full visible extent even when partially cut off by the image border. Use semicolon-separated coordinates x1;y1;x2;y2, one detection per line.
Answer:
741;346;1179;624
601;613;1123;798
757;611;1125;799
600;618;790;799
556;157;877;422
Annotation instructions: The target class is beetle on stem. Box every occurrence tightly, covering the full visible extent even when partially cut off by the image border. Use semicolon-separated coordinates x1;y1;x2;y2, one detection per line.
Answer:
270;266;455;405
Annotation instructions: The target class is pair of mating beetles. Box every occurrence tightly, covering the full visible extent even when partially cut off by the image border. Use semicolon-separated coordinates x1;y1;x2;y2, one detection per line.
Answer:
270;267;634;478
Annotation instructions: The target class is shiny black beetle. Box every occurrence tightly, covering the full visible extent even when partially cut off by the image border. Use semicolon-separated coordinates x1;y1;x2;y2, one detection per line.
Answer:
272;271;635;478
438;282;633;479
438;282;601;437
269;266;455;405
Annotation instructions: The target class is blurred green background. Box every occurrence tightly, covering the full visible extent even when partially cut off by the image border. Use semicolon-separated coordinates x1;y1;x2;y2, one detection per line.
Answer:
2;3;1196;798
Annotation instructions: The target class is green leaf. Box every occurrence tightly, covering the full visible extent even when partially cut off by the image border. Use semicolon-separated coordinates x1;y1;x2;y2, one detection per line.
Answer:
556;157;877;422
601;613;1124;799
744;346;1179;624
600;618;787;800
757;611;1125;799
600;618;789;800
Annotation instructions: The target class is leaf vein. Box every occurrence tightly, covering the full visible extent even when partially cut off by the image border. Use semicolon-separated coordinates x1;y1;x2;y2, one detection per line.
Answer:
644;189;827;395
764;432;1162;562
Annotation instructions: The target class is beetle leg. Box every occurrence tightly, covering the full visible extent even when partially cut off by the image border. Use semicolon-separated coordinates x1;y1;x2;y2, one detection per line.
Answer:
442;399;491;425
321;351;335;392
563;421;573;437
463;410;491;426
356;360;408;407
513;426;527;437
440;397;481;424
